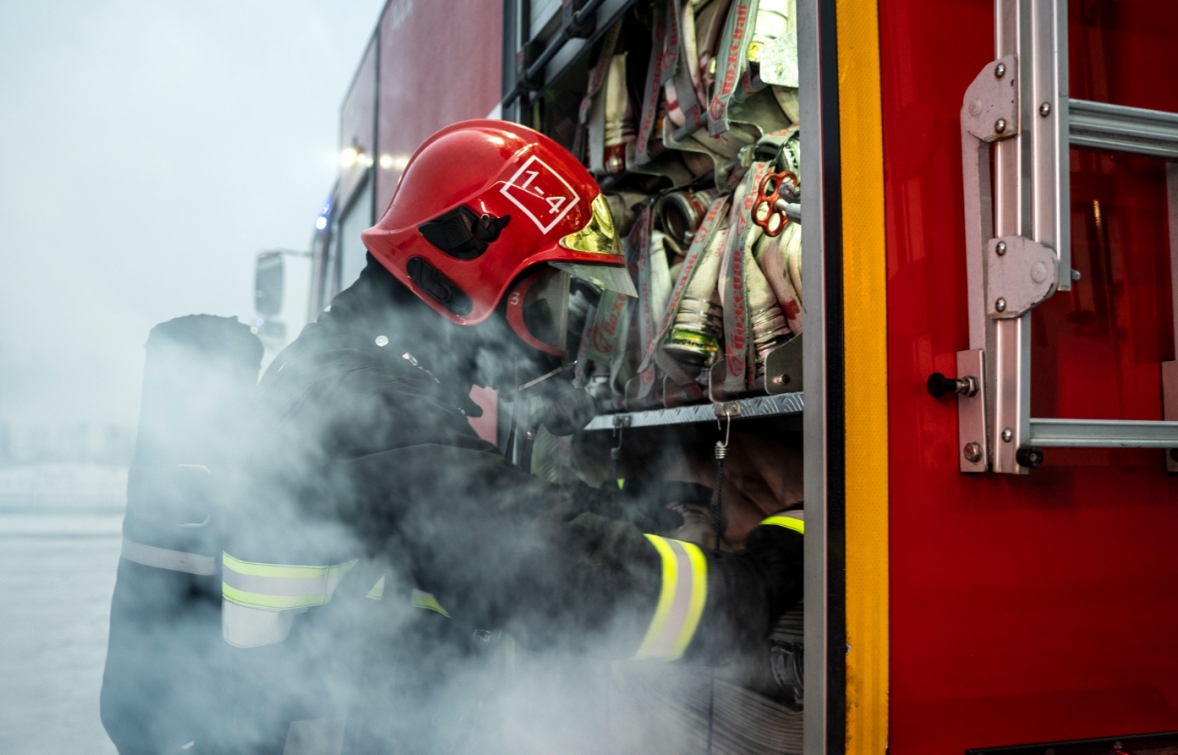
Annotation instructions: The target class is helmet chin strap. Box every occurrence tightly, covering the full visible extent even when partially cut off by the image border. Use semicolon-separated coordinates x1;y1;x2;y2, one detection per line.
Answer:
512;358;597;442
518;361;577;391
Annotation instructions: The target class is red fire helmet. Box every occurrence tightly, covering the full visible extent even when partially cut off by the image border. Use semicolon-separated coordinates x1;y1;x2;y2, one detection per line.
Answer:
361;120;635;356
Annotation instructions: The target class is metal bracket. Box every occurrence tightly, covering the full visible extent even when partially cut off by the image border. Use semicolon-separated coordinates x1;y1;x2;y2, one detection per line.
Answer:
765;335;804;394
1163;163;1178;472
962;55;1019;143
961;56;1020;353
957;54;1021;475
957;349;988;472
986;235;1058;318
714;401;743;419
561;0;596;38
1163;362;1178;472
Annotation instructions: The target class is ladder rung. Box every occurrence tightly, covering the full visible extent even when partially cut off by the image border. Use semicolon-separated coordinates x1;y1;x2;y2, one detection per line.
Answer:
1069;99;1178;159
1029;417;1178;448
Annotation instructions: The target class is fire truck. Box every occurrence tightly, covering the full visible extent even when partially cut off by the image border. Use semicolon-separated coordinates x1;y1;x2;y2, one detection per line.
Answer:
252;1;1178;753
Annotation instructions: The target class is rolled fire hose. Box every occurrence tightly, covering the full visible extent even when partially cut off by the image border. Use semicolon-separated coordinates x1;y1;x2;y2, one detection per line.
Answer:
744;234;793;374
603;53;633;174
664;226;729;372
657;188;717;249
754;225;803;334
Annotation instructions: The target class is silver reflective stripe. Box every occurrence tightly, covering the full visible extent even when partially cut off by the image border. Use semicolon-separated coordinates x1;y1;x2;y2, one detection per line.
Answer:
121;538;216;576
283;717;345;755
222;600;302;648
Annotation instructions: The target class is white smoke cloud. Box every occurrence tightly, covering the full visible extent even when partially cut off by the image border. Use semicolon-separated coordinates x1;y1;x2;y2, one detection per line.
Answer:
0;0;384;434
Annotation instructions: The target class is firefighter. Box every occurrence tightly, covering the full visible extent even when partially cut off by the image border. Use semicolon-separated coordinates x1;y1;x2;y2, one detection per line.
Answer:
216;120;803;754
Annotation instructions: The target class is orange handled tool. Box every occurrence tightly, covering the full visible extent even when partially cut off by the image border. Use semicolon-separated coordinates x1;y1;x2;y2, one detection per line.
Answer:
752;170;800;237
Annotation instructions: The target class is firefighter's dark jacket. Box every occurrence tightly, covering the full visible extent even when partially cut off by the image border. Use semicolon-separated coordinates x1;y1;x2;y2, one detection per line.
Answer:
226;256;664;651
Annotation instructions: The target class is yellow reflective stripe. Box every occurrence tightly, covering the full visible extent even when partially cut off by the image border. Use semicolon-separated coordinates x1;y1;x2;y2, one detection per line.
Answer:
365;575;386;601
411;589;451;618
672;540;708;659
635;535;678;659
635;535;707;661
221;552;357;610
364;578;450;615
761;515;805;535
222;552;355;581
221;584;326;610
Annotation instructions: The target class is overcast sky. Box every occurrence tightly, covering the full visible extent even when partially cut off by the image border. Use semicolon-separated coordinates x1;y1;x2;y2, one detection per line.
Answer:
0;0;386;435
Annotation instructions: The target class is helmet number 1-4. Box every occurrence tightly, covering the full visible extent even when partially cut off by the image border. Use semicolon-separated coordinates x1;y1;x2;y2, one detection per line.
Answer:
500;156;581;234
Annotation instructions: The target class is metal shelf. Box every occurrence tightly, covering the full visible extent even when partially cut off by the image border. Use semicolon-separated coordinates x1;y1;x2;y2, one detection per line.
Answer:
583;393;804;431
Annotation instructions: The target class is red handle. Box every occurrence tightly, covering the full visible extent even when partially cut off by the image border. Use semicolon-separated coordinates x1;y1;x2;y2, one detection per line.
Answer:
752;170;799;238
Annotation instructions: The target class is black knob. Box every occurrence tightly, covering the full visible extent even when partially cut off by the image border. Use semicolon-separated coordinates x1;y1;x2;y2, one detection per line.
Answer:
1016;446;1044;468
928;372;979;399
927;372;958;398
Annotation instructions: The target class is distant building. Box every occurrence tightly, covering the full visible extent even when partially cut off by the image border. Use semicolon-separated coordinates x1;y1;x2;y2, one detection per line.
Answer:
0;421;135;467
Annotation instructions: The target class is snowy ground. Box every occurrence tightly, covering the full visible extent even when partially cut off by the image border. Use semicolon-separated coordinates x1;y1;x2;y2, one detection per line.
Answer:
0;465;124;754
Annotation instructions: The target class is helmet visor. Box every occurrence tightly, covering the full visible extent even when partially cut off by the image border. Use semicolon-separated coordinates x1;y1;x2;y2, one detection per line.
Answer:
556;194;637;297
549;262;637;297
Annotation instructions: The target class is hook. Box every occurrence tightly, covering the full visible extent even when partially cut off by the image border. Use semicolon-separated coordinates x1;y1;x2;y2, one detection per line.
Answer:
711;407;732;552
610;423;625;486
714;407;732;460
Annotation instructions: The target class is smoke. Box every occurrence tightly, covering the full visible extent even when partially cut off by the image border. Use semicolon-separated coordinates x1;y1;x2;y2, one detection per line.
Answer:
98;267;803;755
0;2;386;753
0;0;383;443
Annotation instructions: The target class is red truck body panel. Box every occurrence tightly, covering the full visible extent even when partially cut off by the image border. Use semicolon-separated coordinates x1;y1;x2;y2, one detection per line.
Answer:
881;1;1178;751
374;0;504;216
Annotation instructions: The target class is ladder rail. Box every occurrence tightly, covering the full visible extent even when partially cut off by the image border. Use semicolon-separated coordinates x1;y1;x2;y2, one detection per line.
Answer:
1069;98;1178;160
1030;418;1178;448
